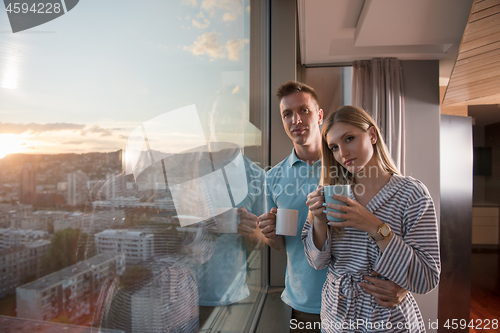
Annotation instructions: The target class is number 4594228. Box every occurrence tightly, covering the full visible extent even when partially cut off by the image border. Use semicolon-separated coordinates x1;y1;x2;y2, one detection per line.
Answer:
444;319;498;330
6;2;62;14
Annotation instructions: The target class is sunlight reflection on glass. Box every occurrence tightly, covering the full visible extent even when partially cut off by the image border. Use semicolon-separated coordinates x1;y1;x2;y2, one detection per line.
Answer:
1;66;18;90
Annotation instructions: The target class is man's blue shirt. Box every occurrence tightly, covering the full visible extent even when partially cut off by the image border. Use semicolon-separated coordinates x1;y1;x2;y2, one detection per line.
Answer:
266;149;327;314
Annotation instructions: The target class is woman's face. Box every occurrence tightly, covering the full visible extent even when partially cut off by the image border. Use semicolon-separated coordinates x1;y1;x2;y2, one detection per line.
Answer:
326;121;378;175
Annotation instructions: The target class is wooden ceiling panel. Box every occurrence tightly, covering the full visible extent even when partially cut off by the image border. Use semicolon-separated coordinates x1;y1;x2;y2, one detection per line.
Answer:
457;40;500;59
466;11;500;34
460;30;500;52
470;3;500;21
443;0;500;106
449;64;500;86
472;0;500;13
462;21;500;42
452;56;500;75
455;47;500;65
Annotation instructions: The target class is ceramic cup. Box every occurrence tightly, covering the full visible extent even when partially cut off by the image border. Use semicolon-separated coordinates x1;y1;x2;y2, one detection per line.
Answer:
323;185;352;222
275;208;299;236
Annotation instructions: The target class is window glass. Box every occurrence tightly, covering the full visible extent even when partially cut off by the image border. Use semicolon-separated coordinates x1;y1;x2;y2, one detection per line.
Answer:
0;0;267;332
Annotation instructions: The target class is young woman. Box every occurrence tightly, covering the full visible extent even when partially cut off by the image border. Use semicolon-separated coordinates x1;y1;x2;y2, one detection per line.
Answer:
302;106;440;332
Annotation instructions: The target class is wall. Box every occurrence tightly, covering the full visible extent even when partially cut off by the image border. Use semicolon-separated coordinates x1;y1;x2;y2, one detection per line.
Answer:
304;67;341;118
401;60;441;333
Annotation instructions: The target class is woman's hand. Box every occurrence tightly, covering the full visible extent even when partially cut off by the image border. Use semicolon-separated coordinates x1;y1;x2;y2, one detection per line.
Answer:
306;186;329;250
306;186;327;224
323;194;381;235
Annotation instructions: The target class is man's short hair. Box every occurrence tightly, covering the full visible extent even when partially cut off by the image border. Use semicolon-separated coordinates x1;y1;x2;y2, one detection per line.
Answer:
276;81;320;107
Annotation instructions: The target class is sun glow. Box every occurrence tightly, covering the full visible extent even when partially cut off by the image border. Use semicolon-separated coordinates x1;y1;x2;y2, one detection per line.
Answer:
0;134;24;159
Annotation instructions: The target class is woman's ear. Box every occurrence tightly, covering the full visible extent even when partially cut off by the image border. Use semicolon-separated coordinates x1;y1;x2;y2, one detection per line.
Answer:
368;126;377;144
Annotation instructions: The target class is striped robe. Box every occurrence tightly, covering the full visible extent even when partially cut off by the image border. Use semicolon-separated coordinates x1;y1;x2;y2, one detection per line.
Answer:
302;174;441;333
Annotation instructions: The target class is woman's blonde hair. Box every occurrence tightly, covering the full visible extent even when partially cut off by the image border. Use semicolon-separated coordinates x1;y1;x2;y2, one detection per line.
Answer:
321;105;401;186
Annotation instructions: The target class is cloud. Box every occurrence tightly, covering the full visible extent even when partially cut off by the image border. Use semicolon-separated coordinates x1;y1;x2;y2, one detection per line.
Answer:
226;38;249;61
183;32;225;59
80;125;113;137
201;0;242;19
201;0;238;13
0;122;84;134
196;11;205;18
222;12;238;21
184;34;248;61
182;0;197;7
63;141;84;145
192;18;210;29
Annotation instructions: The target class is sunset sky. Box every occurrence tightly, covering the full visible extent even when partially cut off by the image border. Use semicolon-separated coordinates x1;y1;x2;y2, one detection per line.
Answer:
0;0;251;159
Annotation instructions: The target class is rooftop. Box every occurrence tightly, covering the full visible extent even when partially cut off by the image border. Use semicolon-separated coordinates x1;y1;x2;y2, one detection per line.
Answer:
0;315;124;333
18;252;124;292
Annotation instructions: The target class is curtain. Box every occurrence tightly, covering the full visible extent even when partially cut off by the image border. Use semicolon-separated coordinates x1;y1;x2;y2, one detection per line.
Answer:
352;58;405;174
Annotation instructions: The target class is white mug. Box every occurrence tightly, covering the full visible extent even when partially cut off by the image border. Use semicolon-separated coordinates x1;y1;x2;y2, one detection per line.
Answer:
275;208;299;236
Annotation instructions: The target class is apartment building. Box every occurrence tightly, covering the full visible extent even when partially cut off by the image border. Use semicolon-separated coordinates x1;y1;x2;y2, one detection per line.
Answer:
55;210;126;235
95;230;154;264
16;252;125;322
53;212;86;233
33;211;66;232
0;315;124;333
0;228;48;249
0;239;51;297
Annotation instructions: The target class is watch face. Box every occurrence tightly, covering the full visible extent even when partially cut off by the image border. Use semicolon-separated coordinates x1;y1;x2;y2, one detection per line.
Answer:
380;225;391;237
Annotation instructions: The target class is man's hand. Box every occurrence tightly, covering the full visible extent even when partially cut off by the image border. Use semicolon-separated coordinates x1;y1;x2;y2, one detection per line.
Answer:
359;271;409;308
258;207;285;250
258;207;278;239
238;207;258;238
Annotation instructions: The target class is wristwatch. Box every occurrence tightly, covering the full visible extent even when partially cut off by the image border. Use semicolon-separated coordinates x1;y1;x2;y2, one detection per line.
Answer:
369;223;391;242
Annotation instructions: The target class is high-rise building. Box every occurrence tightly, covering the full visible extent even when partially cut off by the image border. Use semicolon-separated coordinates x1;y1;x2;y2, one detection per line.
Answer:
67;171;89;206
19;164;36;205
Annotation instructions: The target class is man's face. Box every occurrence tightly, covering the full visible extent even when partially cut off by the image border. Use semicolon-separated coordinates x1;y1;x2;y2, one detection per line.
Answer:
279;91;323;147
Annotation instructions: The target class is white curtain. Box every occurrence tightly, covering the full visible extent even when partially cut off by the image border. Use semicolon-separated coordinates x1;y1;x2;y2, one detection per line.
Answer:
352;58;405;174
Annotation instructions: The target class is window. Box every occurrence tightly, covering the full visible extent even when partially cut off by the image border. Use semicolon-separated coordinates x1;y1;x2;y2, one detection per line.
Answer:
0;0;268;331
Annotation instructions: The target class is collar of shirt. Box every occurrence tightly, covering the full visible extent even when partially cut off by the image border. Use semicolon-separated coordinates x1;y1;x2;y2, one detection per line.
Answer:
289;148;321;168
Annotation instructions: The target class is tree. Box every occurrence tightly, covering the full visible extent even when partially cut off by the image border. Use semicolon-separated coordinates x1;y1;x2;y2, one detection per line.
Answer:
42;228;95;275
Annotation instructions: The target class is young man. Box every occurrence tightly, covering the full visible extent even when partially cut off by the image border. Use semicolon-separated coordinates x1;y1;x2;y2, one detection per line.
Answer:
259;81;408;332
